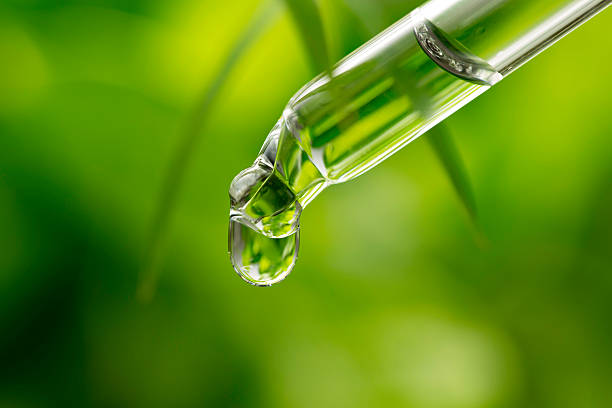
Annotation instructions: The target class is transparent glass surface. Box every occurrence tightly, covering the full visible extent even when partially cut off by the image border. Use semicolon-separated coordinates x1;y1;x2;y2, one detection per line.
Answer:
228;0;611;285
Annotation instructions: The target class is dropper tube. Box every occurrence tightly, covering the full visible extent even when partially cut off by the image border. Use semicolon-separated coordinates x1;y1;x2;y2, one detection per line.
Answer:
228;0;610;286
422;0;610;76
281;0;611;191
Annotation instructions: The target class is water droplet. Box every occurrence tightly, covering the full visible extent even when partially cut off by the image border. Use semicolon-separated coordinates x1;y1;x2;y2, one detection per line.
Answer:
229;217;299;286
228;125;303;286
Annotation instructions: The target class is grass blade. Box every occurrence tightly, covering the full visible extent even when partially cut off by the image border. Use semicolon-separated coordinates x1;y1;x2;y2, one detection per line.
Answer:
321;0;371;59
282;0;330;73
426;126;478;221
137;0;281;303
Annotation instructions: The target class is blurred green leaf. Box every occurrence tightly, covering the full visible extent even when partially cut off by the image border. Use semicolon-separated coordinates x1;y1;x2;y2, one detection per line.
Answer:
137;0;281;302
426;125;478;222
321;0;371;59
282;0;330;73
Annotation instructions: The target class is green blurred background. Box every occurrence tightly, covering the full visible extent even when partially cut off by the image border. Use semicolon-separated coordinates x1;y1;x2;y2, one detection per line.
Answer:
1;0;611;407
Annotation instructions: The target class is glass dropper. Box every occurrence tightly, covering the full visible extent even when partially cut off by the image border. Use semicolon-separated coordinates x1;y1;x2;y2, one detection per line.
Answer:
228;0;611;286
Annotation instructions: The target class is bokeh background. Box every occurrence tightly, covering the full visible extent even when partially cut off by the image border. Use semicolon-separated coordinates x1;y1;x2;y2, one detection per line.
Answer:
1;0;611;407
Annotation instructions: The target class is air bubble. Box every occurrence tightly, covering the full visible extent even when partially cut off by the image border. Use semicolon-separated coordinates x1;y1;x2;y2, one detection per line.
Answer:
413;13;502;86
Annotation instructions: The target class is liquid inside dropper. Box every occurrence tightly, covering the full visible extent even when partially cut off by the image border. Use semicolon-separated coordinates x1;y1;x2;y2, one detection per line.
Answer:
228;124;302;286
228;13;503;286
